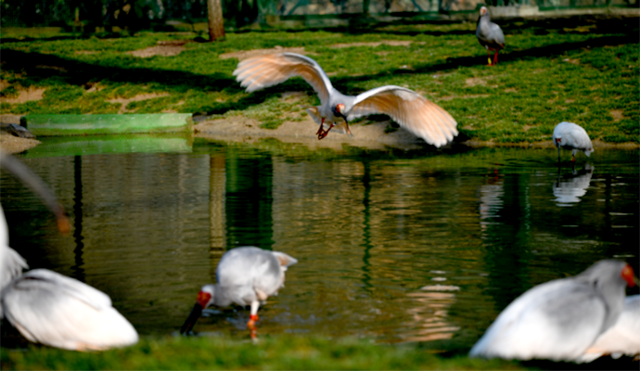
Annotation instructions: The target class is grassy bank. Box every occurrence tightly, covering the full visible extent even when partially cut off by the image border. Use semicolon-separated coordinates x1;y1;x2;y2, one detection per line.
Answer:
1;335;528;370
1;16;638;145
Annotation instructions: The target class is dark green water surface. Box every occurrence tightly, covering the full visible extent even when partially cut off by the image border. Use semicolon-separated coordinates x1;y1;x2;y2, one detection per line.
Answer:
1;139;638;352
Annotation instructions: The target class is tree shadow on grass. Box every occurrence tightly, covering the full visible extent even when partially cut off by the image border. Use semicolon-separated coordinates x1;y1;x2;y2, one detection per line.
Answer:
1;32;636;116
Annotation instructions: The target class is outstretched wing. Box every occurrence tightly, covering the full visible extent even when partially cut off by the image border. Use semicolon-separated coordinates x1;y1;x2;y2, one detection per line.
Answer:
233;53;333;107
349;86;458;147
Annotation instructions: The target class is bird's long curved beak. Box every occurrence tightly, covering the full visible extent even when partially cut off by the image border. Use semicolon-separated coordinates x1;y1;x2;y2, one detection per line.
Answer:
0;152;70;234
343;117;352;136
180;303;203;335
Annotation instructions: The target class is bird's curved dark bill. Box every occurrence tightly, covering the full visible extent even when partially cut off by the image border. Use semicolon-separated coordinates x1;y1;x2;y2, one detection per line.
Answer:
0;152;70;233
180;303;203;335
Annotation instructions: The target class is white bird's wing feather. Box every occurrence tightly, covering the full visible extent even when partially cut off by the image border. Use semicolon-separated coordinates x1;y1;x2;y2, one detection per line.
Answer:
350;86;458;147
1;269;138;350
579;295;640;362
469;279;606;361
233;53;333;107
0;205;29;293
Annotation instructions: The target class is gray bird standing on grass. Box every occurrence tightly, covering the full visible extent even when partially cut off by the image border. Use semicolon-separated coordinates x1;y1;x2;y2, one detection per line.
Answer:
0;152;139;351
476;6;505;66
469;259;638;361
181;246;297;339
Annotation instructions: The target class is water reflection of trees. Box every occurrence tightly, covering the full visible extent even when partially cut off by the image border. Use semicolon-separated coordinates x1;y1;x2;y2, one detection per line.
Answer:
2;149;637;343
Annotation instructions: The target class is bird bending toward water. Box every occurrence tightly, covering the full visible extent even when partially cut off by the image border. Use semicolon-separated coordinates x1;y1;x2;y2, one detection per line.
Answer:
233;53;458;146
552;122;594;163
469;259;638;362
0;152;138;351
476;6;505;66
181;246;297;339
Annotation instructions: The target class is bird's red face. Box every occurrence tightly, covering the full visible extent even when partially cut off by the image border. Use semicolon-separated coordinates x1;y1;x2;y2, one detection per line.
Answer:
335;104;345;115
479;7;487;16
621;264;639;287
555;138;561;144
196;290;212;308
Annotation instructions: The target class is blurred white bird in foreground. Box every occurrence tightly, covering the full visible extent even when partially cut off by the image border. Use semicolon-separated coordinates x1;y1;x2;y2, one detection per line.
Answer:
552;122;594;162
0;153;138;351
578;295;640;362
181;246;297;339
469;259;638;361
233;52;458;146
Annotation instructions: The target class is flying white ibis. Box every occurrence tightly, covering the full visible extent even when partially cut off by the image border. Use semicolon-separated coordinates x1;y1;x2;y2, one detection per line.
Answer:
552;122;594;163
469;260;639;361
180;246;297;339
476;6;505;66
232;52;458;146
579;295;640;362
0;153;139;351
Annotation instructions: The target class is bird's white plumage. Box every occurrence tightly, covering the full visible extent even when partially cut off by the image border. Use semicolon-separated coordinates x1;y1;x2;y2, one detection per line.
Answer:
2;269;139;351
579;295;640;362
233;53;333;106
0;157;138;351
0;207;28;293
553;122;594;159
210;246;297;308
232;53;458;147
469;260;631;361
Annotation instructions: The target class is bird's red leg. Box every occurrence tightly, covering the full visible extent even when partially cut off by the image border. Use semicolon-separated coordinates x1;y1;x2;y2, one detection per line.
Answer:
316;118;326;137
318;123;334;140
247;314;259;340
493;51;499;65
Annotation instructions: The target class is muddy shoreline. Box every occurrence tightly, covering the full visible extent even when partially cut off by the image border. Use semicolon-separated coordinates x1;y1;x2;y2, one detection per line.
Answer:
1;113;637;155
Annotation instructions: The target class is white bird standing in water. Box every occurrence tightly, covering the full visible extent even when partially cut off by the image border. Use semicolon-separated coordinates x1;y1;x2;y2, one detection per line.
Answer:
0;153;139;351
476;6;505;66
579;295;640;362
552;122;594;162
469;260;638;361
233;53;458;146
180;246;297;339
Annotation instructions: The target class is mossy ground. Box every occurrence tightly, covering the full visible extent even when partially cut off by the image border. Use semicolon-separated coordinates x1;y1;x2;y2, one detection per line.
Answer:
1;16;638;144
1;335;529;370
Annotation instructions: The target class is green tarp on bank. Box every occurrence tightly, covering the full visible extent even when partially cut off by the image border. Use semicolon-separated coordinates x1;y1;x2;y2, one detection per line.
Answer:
22;114;193;136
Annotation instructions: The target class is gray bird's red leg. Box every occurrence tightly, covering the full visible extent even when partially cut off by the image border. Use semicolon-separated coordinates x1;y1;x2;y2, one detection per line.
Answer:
316;118;326;137
318;123;335;140
493;51;499;65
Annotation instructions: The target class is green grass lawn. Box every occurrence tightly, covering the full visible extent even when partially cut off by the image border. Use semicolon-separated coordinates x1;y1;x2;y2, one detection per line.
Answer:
1;334;530;370
1;16;638;144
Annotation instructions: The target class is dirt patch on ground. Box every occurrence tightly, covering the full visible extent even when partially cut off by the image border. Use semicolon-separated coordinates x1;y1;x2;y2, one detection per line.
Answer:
129;41;188;58
465;77;490;87
194;113;425;150
0;80;11;91
504;88;517;93
609;109;624;122
219;47;308;61
0;114;39;153
439;94;489;101
75;50;98;55
107;93;170;113
0;132;41;154
329;40;421;48
0;86;47;104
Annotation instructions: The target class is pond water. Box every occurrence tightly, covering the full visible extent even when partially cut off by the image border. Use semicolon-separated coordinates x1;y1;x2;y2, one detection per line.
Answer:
1;139;638;353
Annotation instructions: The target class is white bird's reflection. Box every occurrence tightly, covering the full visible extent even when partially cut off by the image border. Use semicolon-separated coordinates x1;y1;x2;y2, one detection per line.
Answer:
553;164;594;206
403;277;460;342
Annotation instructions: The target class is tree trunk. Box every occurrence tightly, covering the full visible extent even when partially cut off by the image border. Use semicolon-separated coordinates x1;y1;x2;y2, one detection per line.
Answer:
207;0;225;41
